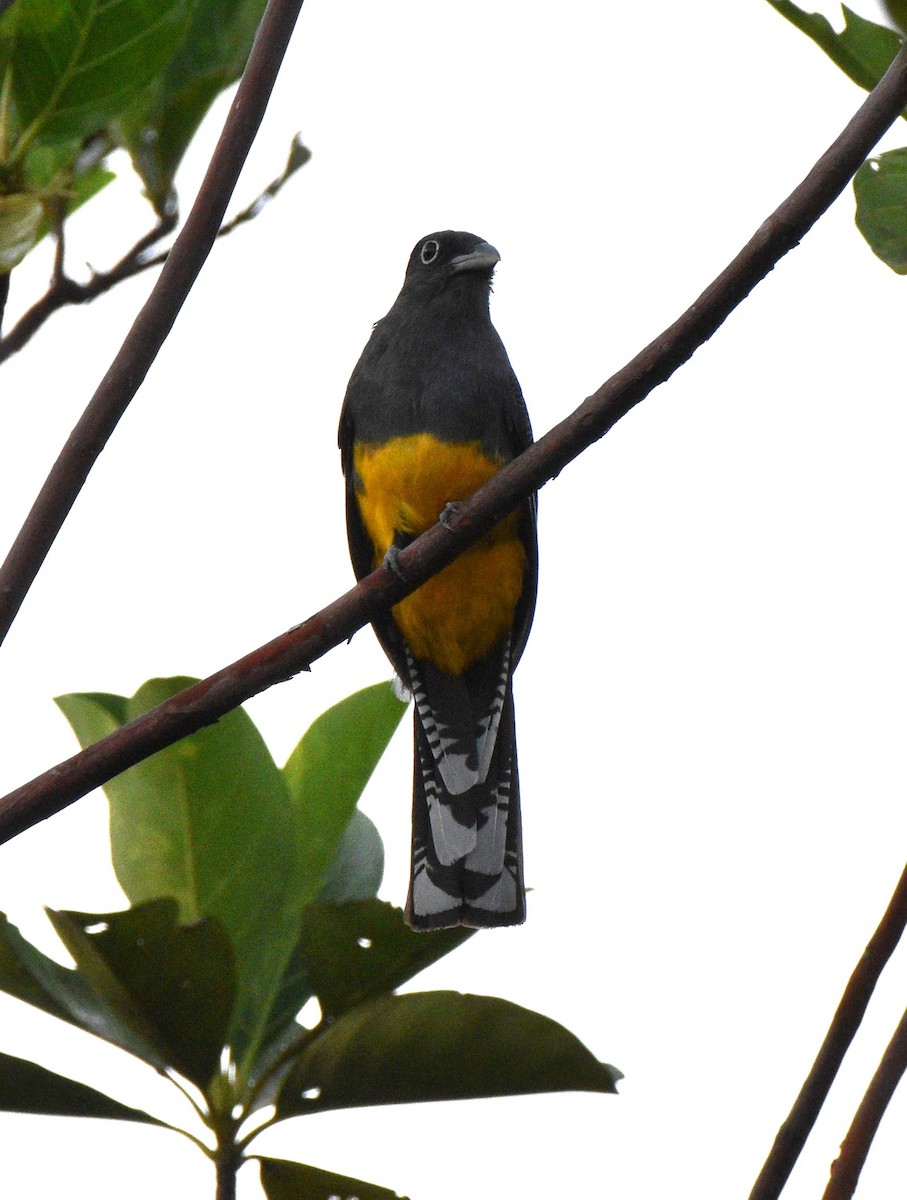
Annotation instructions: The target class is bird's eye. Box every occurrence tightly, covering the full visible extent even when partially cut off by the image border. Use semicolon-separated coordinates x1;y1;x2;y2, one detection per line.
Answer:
420;239;440;265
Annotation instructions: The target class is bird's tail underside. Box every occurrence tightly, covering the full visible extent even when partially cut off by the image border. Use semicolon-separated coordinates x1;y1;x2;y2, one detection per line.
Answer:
405;690;524;931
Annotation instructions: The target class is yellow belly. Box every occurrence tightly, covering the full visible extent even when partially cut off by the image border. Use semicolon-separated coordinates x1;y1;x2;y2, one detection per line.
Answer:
353;434;525;676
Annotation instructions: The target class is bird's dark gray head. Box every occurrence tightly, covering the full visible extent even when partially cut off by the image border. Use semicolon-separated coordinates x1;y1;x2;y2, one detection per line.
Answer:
402;231;500;298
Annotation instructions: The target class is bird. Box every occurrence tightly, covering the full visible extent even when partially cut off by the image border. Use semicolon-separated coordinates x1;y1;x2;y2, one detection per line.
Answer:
339;230;537;930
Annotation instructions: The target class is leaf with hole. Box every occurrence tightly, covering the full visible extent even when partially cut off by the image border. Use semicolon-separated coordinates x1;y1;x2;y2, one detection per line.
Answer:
294;900;471;1022
0;910;154;1053
855;148;907;272
51;901;236;1090
277;991;621;1116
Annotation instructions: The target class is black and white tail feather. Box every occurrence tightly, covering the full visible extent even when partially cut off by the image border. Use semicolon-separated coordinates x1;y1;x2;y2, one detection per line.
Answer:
404;637;525;929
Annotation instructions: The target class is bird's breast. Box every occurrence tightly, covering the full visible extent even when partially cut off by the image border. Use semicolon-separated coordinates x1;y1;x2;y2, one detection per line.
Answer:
353;434;526;675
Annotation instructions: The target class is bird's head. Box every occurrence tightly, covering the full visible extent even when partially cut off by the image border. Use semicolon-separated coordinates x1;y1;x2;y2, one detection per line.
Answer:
402;231;500;300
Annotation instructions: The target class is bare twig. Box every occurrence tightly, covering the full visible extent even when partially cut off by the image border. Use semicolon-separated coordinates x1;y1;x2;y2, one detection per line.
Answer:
822;1002;907;1200
748;863;907;1200
0;136;309;364
0;0;307;643
1;45;907;842
0;213;178;364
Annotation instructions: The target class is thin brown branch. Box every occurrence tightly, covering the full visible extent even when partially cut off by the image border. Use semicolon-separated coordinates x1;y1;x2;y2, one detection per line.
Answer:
0;213;177;363
0;137;309;364
1;46;907;842
748;863;907;1200
822;1003;907;1200
0;0;306;643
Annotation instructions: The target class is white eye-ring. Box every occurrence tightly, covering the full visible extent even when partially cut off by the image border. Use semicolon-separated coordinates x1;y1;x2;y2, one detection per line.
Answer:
420;238;440;265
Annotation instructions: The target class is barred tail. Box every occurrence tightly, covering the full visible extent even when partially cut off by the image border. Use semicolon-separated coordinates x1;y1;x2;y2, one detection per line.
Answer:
406;693;525;931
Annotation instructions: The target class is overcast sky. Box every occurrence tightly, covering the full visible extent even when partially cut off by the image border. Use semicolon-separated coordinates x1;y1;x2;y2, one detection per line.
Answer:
1;1;907;1197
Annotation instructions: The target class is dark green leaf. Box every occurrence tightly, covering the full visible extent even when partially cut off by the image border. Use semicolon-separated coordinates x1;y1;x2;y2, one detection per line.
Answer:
0;911;137;1043
765;3;904;100
114;0;268;211
295;900;471;1022
47;907;178;1074
53;901;235;1089
282;681;407;903
259;1156;408;1200
316;809;384;904
882;2;907;35
277;991;621;1116
854;148;907;272
0;1051;164;1122
0;913;73;1018
252;825;393;1071
0;0;192;153
57;680;300;1070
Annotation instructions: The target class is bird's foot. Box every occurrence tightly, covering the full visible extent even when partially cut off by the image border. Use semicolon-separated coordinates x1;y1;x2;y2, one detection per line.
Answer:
439;501;463;530
383;544;408;581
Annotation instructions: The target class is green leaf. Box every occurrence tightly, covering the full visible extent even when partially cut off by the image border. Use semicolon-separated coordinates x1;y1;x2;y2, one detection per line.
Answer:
764;3;904;99
316;809;384;903
882;1;907;35
259;1156;408;1200
0;192;42;271
47;908;178;1074
282;681;407;903
51;901;235;1090
0;0;193;156
114;0;268;212
0;1050;163;1122
251;900;470;1099
854;148;907;272
0;911;143;1046
56;680;408;1079
276;991;621;1117
295;900;472;1023
56;679;300;1069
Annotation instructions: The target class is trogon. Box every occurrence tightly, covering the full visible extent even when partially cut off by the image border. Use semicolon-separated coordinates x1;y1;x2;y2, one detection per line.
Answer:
339;231;537;930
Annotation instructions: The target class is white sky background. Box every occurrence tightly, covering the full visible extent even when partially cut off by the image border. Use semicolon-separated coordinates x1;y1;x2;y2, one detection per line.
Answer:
1;0;907;1195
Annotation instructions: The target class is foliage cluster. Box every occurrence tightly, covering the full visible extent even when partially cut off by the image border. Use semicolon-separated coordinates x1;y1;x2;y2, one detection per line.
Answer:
769;1;907;271
0;680;619;1197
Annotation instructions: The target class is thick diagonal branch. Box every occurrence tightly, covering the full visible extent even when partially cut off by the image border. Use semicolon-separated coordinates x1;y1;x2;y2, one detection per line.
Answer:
0;0;306;644
1;45;906;842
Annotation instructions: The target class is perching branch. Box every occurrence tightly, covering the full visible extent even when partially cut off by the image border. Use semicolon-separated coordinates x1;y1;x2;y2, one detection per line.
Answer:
822;1002;907;1200
0;0;307;644
0;135;310;365
1;44;907;843
748;863;907;1200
